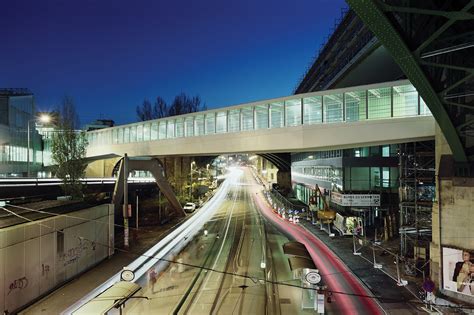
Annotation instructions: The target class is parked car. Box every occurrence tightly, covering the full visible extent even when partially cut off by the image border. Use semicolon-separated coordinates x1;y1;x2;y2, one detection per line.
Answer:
183;202;196;213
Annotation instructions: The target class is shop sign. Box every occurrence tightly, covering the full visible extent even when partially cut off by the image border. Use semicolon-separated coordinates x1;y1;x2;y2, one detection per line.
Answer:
331;192;380;207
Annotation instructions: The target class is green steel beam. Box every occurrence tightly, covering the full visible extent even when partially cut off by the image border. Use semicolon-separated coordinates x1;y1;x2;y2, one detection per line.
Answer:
347;0;468;162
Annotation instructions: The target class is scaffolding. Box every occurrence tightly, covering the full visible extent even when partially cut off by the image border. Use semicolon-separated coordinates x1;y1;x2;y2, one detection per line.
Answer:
399;141;435;263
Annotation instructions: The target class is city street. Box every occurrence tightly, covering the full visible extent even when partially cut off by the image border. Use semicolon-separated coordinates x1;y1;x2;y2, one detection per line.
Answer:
118;168;383;314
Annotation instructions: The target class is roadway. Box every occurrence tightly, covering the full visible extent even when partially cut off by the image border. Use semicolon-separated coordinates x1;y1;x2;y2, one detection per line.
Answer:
115;167;384;314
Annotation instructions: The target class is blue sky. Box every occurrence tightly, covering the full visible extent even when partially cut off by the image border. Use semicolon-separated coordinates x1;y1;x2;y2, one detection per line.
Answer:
1;0;347;125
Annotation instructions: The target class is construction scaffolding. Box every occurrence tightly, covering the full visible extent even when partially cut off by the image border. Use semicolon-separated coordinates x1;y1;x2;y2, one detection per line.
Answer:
399;141;435;265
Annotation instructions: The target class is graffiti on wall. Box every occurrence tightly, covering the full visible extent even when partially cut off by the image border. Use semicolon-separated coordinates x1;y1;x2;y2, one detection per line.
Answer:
8;277;29;295
42;263;50;277
58;237;97;266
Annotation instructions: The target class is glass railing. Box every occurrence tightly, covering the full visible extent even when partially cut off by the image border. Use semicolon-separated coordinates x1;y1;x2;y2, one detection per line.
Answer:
87;80;432;147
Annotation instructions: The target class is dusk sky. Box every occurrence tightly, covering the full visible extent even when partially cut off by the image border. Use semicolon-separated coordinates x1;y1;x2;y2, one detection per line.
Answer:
2;0;347;126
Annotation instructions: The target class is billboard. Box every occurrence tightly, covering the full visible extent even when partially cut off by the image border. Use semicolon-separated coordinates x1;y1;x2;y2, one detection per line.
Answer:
443;247;474;296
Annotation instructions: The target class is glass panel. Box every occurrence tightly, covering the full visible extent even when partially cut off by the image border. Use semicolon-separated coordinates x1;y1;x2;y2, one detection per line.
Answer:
130;126;137;142
303;96;322;124
241;107;253;131
205;113;215;134
151;122;158;140
345;90;366;122
158;122;167;139
185;117;194;137
118;128;124;144
124;127;130;143
285;99;301;126
143;123;150;141
370;167;381;189
393;85;417;117
368;87;391;119
195;115;204;136
270;102;284;128
112;129;118;144
137;125;143;142
420;97;431;115
255;105;268;129
382;167;390;188
167;120;175;138
346;167;370;190
176;118;184;138
323;94;343;123
216;111;227;133
228;109;240;132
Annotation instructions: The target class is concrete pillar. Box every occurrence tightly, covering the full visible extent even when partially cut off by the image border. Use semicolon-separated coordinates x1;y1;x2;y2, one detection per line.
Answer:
430;123;474;303
277;171;292;195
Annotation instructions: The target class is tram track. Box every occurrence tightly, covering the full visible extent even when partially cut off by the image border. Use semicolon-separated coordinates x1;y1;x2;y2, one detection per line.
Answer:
176;177;243;315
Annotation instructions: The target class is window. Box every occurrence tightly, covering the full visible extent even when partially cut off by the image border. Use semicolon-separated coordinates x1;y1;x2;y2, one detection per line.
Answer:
270;102;284;128
216;112;227;133
393;85;417;117
324;94;343;123
255;105;268;129
185;117;194;136
285;99;301;126
368;87;391;119
303;96;322;124
151;122;158;140
167;120;175;138
241;107;253;131
345;90;366;122
176;119;184;138
382;145;390;157
228;110;240;132
205;114;215;134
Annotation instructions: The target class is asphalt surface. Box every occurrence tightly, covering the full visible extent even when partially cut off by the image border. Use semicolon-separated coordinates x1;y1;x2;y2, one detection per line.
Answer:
123;168;316;314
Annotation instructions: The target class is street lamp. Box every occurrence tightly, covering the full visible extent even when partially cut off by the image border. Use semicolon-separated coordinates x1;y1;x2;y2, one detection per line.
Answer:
27;114;51;177
190;161;196;199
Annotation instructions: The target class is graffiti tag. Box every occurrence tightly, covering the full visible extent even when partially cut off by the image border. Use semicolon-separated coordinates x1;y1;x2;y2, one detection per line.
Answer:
8;277;28;295
59;238;97;266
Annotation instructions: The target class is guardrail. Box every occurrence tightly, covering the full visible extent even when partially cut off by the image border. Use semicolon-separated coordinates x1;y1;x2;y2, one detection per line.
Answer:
0;177;155;188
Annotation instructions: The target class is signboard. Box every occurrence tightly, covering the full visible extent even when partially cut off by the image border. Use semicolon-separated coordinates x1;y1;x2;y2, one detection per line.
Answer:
443;247;474;297
331;192;380;207
316;293;325;313
305;271;321;284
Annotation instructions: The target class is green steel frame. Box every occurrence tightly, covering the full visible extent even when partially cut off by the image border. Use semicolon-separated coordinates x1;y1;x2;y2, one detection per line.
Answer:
348;0;474;162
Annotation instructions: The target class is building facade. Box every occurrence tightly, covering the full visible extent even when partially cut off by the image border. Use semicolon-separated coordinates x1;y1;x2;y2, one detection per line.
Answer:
0;89;42;177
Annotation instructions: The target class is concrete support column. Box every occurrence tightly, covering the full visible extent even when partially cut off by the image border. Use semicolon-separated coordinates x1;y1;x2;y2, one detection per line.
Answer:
276;171;292;196
430;122;474;304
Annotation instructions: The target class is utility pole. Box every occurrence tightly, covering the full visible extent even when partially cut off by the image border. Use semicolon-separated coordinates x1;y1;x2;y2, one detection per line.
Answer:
123;154;129;248
136;190;139;230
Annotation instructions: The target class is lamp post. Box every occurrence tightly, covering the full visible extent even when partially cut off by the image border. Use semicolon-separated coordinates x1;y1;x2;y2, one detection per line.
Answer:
27;114;50;177
190;161;195;199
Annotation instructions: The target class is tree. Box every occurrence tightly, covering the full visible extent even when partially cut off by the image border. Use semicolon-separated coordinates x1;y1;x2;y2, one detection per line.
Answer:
168;93;206;117
153;96;168;119
136;99;153;121
51;96;88;199
136;93;205;121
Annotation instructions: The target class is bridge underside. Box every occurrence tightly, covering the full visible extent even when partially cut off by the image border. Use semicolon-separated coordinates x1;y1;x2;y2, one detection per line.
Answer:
348;0;474;162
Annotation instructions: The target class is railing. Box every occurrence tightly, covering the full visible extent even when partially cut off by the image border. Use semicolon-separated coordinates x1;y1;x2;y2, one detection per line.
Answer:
0;177;155;188
87;80;432;148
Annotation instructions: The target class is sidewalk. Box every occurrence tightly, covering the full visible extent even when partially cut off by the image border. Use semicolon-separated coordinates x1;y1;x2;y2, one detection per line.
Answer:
300;221;470;314
20;218;185;315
